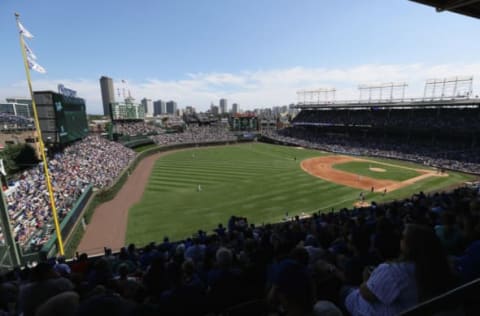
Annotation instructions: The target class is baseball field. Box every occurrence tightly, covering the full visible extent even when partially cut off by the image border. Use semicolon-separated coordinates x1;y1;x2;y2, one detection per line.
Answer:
124;143;474;246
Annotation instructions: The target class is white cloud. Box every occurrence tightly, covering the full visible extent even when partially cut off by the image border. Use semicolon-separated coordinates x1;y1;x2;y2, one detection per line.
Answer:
1;62;480;114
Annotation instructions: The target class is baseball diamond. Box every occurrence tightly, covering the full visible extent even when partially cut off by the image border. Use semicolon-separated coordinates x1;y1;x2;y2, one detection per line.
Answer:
301;156;447;192
78;143;473;251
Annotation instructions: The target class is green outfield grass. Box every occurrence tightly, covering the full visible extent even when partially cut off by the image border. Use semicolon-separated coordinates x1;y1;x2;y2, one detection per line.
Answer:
126;143;475;246
332;161;420;181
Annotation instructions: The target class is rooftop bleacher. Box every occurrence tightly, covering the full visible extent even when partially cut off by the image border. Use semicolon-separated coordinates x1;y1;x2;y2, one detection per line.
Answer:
0;113;34;131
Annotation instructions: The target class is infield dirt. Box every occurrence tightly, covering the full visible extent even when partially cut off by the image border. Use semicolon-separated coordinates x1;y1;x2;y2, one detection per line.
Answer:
301;156;447;193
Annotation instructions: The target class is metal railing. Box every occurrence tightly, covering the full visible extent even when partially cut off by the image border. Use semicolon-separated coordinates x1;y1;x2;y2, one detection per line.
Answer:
399;278;480;316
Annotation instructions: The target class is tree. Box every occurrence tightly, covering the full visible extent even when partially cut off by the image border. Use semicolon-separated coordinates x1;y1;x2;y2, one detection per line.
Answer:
0;145;21;175
0;143;39;176
16;144;38;168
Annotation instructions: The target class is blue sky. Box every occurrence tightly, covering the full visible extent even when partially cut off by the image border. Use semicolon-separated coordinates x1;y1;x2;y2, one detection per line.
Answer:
1;0;479;113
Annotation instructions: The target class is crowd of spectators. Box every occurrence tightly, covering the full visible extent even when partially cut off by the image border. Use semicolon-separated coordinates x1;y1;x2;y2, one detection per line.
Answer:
2;125;237;252
2;135;136;251
0;184;479;315
2;124;237;252
293;107;480;133
264;127;480;174
114;122;163;137
0;113;34;131
150;125;237;146
184;113;217;125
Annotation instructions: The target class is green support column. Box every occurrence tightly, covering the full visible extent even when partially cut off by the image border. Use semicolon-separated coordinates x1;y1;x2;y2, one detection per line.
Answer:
0;190;21;267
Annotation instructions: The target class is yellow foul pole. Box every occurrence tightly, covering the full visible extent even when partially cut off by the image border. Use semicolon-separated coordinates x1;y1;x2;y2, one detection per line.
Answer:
15;13;65;255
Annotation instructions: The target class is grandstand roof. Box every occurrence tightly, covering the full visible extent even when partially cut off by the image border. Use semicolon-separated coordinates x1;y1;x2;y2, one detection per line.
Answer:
296;97;480;110
410;0;480;19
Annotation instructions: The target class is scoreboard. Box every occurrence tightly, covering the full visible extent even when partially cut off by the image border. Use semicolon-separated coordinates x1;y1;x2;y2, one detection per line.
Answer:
34;91;88;145
231;114;258;131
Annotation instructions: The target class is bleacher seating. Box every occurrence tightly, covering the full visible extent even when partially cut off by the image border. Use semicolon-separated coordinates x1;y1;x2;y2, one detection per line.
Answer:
0;113;34;131
263;106;480;174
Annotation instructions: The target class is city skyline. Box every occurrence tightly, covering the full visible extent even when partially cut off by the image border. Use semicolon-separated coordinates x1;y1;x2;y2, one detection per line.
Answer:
1;1;480;114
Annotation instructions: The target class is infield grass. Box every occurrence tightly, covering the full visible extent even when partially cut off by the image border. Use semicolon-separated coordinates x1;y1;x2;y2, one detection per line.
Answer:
126;143;475;246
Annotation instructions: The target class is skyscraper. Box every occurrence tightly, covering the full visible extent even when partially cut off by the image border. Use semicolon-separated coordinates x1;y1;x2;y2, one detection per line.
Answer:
219;98;228;114
232;103;238;114
166;101;177;115
100;76;115;116
153;100;166;116
141;98;154;116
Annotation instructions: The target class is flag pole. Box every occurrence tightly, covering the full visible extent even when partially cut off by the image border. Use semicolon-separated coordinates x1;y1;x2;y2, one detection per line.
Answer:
15;13;65;255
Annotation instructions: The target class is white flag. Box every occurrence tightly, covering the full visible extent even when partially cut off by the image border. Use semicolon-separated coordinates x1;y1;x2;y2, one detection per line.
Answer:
27;56;46;74
24;42;37;60
18;21;34;39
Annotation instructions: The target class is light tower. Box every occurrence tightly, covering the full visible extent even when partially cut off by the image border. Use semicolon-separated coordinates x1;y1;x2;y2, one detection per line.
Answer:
296;88;336;105
358;82;408;103
423;76;473;100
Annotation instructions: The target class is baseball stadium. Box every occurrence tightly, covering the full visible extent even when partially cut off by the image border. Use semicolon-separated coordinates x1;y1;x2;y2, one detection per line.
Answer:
1;1;480;316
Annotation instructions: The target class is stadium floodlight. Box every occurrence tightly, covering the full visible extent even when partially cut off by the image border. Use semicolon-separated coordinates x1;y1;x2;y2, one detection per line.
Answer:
297;88;336;105
358;82;408;103
423;76;473;101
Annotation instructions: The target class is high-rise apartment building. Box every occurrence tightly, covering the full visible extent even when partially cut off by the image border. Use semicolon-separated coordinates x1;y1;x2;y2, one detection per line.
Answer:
166;101;177;115
231;103;238;114
100;76;115;116
153;100;166;116
219;98;228;114
141;98;154;116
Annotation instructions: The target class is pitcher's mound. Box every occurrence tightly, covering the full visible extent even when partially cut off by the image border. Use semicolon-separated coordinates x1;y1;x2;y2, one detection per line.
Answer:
369;167;386;172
